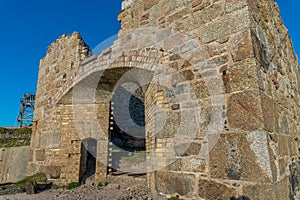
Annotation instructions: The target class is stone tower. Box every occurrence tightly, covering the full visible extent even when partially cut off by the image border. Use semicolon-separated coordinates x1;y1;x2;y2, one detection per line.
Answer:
29;0;300;199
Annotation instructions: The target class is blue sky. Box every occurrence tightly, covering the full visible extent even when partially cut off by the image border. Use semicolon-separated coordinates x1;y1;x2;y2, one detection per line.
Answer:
0;0;299;127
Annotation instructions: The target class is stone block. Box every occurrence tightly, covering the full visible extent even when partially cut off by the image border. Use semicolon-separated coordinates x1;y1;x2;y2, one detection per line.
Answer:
227;90;264;131
288;137;299;157
174;141;202;157
144;0;159;11
198;179;236;199
166;7;190;24
209;132;273;182
225;0;248;13
242;183;276;200
250;31;270;69
277;176;291;200
204;41;227;57
35;149;46;161
274;105;289;135
167;157;206;173
41;130;61;149
167;158;182;171
230;30;254;62
198;1;224;25
192;79;210;99
279;158;289;178
155;111;181;138
289;159;300;199
181;157;206;173
45;166;61;179
155;171;196;198
267;136;278;182
226;58;259;93
28;148;34;162
40;165;61;179
203;54;229;70
202;7;250;43
260;92;275;132
181;70;195;81
278;135;289;157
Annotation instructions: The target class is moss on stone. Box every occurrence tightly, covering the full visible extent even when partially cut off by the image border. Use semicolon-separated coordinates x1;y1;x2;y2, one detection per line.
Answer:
13;173;47;187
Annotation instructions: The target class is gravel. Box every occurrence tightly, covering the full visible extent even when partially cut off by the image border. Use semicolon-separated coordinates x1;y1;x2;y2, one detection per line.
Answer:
0;183;152;200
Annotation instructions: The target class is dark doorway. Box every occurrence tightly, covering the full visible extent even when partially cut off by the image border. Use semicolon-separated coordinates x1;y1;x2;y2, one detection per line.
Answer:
108;86;146;174
79;138;97;184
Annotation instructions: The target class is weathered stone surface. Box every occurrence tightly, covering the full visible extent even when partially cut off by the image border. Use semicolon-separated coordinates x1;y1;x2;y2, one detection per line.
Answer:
181;158;206;173
167;158;206;173
202;7;251;43
155;171;195;198
174;141;202;157
204;41;227;57
192;79;210;99
155;111;181;138
41;130;61;149
260;93;275;132
226;58;259;93
193;1;224;26
243;183;276;200
209;132;272;182
40;165;61;179
225;0;248;13
35;149;46;161
227;90;264;131
198;179;236;199
0;146;30;183
289;159;300;200
230;30;254;62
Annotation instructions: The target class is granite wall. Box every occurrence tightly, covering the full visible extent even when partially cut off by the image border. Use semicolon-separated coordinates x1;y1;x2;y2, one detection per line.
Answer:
28;0;300;199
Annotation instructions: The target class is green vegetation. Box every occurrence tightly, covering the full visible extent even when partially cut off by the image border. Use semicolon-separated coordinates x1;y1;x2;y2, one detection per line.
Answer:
0;138;31;147
0;127;11;134
0;127;32;147
0;173;48;195
97;182;108;189
66;182;80;190
14;173;47;187
13;127;32;135
0;127;32;135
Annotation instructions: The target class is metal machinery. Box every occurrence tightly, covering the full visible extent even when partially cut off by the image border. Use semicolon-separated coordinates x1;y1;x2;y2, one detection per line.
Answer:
16;94;35;127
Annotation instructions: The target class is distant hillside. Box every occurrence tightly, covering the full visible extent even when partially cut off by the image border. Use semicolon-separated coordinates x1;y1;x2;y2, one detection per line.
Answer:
0;127;31;147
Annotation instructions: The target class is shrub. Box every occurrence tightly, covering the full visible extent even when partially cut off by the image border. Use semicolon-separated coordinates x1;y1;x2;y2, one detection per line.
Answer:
0;127;8;134
66;182;80;190
14;127;32;135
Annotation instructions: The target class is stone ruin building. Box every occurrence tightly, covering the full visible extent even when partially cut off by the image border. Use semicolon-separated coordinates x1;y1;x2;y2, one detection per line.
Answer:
25;0;300;199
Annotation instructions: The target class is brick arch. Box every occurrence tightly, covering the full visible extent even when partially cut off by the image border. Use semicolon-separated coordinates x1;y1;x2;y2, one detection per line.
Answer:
56;47;164;105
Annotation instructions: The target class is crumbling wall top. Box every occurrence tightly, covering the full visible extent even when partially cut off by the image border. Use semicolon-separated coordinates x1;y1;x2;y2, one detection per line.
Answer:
122;0;133;10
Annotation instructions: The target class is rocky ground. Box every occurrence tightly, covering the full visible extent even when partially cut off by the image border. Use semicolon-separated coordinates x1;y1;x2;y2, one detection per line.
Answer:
0;183;152;200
